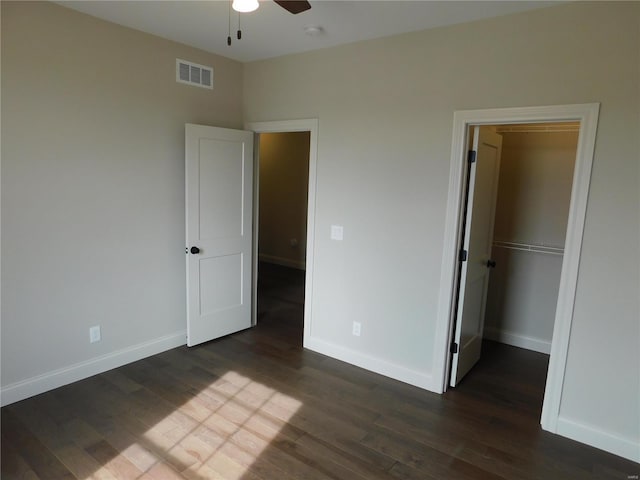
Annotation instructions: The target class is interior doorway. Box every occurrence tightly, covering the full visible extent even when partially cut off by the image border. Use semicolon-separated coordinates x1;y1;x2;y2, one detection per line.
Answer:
450;122;580;386
256;132;310;345
434;104;600;435
448;122;579;398
257;132;310;271
246;119;319;348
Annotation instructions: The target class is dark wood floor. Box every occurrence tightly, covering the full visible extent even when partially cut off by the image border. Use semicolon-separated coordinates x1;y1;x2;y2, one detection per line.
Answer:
2;263;638;479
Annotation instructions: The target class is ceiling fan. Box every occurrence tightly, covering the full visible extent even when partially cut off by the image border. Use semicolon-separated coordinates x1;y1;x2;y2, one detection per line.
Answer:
232;0;311;14
228;0;311;45
273;1;312;14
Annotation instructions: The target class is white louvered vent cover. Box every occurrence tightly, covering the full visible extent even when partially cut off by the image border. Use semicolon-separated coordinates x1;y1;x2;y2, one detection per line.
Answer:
176;59;213;89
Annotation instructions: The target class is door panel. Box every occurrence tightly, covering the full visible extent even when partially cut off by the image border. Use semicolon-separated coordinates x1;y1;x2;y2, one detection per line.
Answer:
186;124;253;347
450;126;502;386
199;254;243;315
199;138;244;239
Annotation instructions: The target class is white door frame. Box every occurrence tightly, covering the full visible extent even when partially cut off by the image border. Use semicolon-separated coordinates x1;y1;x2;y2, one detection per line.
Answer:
245;119;319;349
433;103;600;433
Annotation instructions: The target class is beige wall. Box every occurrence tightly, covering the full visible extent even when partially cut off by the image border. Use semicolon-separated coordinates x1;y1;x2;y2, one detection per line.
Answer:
1;2;243;388
258;132;310;269
1;0;638;461
244;1;639;457
485;131;578;351
494;131;578;247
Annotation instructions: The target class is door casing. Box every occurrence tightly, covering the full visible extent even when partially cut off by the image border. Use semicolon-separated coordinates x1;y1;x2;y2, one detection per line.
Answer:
434;103;600;434
245;119;319;348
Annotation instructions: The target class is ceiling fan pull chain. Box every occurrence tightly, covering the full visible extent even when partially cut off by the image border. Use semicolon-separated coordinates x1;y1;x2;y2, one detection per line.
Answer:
227;0;232;46
225;0;312;47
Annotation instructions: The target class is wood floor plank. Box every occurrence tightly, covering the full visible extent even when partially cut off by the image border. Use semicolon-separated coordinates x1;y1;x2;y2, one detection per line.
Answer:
184;343;385;437
377;415;580;480
1;409;76;480
228;427;335;480
181;461;226;480
145;460;188;480
84;439;145;479
361;426;507;480
294;433;397;480
2;262;638;480
49;376;183;474
7;396;121;480
1;434;41;480
92;425;160;473
212;440;296;480
53;444;120;480
100;368;145;394
8;397;76;453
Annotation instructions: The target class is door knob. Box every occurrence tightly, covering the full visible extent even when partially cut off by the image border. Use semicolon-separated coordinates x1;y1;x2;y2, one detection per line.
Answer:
487;259;496;268
190;246;200;254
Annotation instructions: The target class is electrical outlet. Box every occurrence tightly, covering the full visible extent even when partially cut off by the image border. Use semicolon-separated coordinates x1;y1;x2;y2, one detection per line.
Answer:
331;225;344;241
352;321;361;337
89;325;101;343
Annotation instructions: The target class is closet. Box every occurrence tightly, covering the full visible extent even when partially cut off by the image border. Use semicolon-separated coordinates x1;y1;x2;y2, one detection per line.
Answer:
484;123;579;355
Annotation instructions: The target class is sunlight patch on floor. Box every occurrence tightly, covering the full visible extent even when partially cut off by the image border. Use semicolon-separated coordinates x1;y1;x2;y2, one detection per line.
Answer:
132;370;304;479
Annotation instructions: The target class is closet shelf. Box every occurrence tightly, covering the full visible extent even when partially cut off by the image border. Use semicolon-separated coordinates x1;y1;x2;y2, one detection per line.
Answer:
495;123;580;133
493;240;564;256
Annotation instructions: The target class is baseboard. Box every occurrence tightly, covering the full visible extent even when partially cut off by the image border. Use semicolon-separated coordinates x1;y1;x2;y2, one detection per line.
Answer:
304;336;437;392
0;330;186;407
556;416;640;463
483;327;551;354
259;254;305;270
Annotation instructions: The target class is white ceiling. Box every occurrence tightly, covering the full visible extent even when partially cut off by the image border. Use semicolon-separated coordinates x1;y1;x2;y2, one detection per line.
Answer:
57;0;558;63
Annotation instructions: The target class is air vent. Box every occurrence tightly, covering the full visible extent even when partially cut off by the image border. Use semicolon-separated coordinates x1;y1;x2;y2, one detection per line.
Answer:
176;59;213;89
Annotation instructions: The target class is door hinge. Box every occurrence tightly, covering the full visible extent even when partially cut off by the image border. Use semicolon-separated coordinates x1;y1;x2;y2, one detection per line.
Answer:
468;150;477;163
450;342;459;354
459;249;468;262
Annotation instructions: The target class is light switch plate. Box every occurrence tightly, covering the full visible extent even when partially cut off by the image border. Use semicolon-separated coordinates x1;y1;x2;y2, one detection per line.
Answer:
331;225;344;241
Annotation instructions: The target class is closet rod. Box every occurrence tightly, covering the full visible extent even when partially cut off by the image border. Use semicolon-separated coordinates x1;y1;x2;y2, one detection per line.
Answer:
495;125;579;134
493;240;564;256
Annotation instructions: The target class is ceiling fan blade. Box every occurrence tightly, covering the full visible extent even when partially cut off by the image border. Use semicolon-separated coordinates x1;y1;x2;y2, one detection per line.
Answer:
273;0;311;14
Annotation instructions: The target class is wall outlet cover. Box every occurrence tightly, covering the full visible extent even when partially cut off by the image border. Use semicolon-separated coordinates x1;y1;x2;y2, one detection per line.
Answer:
352;321;361;336
89;326;101;343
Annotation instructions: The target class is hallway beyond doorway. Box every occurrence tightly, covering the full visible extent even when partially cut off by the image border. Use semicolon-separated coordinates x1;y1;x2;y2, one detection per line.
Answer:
256;262;305;346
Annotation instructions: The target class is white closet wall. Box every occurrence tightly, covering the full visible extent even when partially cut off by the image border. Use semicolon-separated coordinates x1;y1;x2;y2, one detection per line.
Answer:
484;128;578;354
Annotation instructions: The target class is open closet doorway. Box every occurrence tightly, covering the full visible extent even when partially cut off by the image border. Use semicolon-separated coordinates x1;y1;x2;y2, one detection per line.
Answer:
434;104;599;435
484;123;580;356
448;122;580;426
450;122;580;387
246;119;319;349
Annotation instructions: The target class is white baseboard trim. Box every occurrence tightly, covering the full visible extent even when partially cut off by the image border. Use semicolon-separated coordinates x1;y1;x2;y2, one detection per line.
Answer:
483;327;551;354
1;330;186;407
259;254;305;270
304;336;437;392
556;416;640;463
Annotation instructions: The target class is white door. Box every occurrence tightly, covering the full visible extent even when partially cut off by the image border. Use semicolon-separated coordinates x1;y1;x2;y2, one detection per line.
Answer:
185;124;254;347
450;126;502;386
